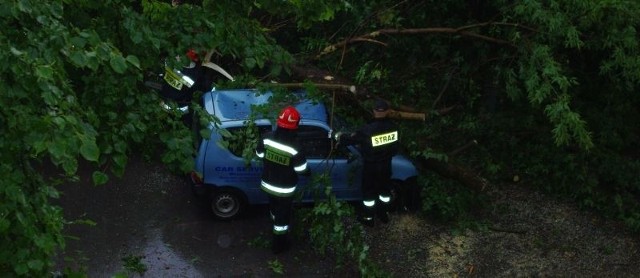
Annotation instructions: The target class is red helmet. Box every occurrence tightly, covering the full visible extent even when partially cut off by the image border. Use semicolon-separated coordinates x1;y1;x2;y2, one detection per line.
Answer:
186;49;199;62
277;106;301;129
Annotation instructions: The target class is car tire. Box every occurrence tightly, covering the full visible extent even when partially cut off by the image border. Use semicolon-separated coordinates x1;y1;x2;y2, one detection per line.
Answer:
210;188;246;220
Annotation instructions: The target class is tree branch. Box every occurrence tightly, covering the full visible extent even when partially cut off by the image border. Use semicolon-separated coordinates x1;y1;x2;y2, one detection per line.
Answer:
416;157;489;192
288;63;489;191
448;140;479;157
274;82;357;93
432;70;454;111
317;24;515;58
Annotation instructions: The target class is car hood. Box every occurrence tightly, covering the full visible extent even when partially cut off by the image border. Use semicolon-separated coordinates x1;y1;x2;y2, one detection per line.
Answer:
204;89;328;123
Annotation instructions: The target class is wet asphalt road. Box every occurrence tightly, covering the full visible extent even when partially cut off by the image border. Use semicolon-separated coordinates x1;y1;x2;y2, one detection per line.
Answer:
53;155;348;277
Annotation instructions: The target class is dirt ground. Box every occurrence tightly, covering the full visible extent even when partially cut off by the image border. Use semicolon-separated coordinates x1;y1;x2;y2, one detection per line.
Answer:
367;183;640;277
54;156;640;277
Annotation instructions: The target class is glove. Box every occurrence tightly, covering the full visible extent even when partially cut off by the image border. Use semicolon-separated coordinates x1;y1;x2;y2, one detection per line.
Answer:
333;131;343;141
333;132;343;148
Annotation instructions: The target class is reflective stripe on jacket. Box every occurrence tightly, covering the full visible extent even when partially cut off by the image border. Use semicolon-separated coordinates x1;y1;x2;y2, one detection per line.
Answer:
256;128;308;196
261;180;296;197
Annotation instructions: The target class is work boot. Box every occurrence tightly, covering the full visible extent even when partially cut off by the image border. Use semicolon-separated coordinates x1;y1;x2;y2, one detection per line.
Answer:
271;234;290;254
358;216;375;228
377;202;390;224
359;203;376;228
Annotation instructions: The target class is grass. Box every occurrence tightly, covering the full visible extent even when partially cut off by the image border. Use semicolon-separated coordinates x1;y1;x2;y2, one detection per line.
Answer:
121;255;147;276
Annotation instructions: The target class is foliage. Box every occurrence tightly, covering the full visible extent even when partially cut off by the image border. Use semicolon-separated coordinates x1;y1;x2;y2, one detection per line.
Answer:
2;0;640;276
247;232;270;249
214;87;317;164
216;119;260;163
0;0;296;276
280;0;640;231
121;254;147;276
421;175;483;223
0;165;64;276
295;173;386;277
267;259;284;275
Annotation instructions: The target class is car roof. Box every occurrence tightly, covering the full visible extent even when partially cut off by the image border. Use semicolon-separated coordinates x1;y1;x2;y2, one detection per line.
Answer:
203;89;328;123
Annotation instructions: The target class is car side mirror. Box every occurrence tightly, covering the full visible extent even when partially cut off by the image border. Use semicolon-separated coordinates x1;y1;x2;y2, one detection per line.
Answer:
347;153;357;164
345;147;361;164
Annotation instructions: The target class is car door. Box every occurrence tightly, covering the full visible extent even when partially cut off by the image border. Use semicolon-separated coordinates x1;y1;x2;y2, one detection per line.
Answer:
203;122;273;205
296;124;362;202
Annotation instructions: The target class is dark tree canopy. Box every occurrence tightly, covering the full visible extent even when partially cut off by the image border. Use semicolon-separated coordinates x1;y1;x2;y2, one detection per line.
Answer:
1;0;639;276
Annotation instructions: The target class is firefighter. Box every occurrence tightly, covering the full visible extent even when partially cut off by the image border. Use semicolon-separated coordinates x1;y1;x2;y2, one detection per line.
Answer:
160;49;206;107
255;106;310;254
335;99;399;227
159;49;209;127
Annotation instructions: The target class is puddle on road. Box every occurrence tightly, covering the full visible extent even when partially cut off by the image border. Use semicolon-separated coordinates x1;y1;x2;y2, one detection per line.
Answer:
140;229;203;277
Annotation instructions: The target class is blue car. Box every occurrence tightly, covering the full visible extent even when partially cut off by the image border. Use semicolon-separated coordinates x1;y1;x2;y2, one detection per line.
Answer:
190;89;418;219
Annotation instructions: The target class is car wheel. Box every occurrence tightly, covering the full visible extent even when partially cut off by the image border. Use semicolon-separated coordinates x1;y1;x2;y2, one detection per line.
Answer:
210;188;246;220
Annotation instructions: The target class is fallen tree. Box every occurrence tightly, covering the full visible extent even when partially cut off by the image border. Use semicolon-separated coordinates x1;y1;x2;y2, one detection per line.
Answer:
283;63;489;193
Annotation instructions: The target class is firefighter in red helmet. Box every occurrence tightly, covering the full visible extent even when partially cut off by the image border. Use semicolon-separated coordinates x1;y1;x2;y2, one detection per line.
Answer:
159;49;207;127
160;49;206;105
255;106;310;254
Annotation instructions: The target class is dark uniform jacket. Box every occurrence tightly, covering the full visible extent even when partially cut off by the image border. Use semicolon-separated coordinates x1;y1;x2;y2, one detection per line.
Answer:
341;118;399;162
160;64;206;105
255;128;308;197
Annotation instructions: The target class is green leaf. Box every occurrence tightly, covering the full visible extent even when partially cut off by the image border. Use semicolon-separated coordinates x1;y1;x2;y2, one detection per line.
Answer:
15;264;28;275
126;55;141;69
113;154;127;168
245;57;256;69
216;140;229;150
114;141;127;153
85;51;99;70
70;36;87;48
17;0;32;13
72;219;97;226
80;139;100;162
61;159;78;175
27;259;44;271
10;47;23;56
35;65;54;80
69;51;87;67
92;171;109;185
199;129;211;139
218;128;232;138
109;54;127;74
48;140;66;160
0;218;9;233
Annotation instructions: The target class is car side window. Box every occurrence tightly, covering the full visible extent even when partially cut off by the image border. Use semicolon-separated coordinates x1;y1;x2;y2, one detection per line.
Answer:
224;124;272;158
297;125;331;159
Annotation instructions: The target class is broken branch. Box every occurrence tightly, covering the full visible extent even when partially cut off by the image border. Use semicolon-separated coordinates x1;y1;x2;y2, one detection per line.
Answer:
274;82;357;93
318;25;514;58
387;109;426;121
448;140;479;157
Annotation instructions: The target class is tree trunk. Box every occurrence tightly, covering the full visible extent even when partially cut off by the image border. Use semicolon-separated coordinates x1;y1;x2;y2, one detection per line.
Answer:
415;158;488;192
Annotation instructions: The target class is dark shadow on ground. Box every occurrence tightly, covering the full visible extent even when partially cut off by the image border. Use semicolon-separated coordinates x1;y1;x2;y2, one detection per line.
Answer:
52;155;354;277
